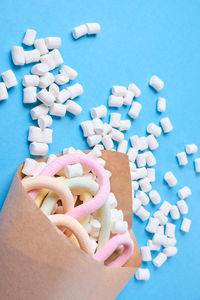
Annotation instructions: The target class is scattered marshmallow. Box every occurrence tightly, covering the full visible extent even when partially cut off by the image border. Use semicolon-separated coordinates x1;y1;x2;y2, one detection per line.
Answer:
132;181;139;191
23;75;39;87
30;104;49;120
39;72;55;89
147;134;159;150
128;102;142;119
145;217;159;234
152;234;168;247
38;115;53;130
117;140;128;153
194;158;200;173
164;171;178;187
50;103;66;116
29;142;48;156
23;29;37;46
165;223;176;238
147;240;161;251
177;200;188;215
110;128;124;142
112;85;127;97
159;200;171;216
108;95;123;107
160;117;173;133
149;75;164;92
107;192;118;209
185;144;198;155
45;37;61;49
149;190;161;205
180;217;191;233
135;268;150;281
156;225;164;235
2;69;17;88
49;83;60;97
50;49;63;67
87;135;102;147
34;38;49;55
80;121;95;137
153;253;167;268
145;151;156;167
178;186;191;199
128;83;141;97
22;158;37;176
12;46;25;66
132;198;142;213
102;135;114;150
111;209;123;222
135;206;150;221
0;83;8;101
139;136;148;151
141;246;152;261
64;163;83;178
40;53;56;70
23;87;37;104
131;167;147;181
110;113;121;128
123;90;134;106
139;177;152;193
57;89;71;103
72;24;88;39
136;154;146;168
66;100;82;115
127;147;138;162
136;191;149;205
147;168;155;182
147;123;162;137
157;97;166;113
170;205;180;220
85;23;101;35
68;83;83;99
163;247;177;257
111;220;128;234
37;88;55;106
176;152;188;166
55;73;69;85
60;65;78;81
24;49;40;64
31;63;49;76
130;135;141;150
93;118;104;134
91;105;107;119
154;210;168;225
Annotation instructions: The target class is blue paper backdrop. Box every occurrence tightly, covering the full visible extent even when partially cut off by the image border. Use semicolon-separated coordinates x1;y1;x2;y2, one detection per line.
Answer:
0;0;200;299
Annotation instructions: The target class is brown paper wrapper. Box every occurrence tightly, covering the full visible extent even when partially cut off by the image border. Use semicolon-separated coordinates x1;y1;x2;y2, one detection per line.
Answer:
0;150;142;300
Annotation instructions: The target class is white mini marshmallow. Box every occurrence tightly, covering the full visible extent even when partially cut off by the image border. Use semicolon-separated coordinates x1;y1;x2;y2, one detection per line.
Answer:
80;120;95;137
147;240;161;251
68;83;83;99
0;83;8;100
30;104;49;120
110;128;124;142
102;135;114;150
160;117;173;133
129;162;136;172
130;135;141;150
159;200;171;216
111;209;123;222
145;217;160;233
123;90;134;106
147;123;162;137
152;234;168;247
156;225;164;235
108;95;123;107
86;23;101;35
22;158;37;176
139;177;152;193
34;38;48;55
135;268;150;281
131;167;147;181
90;219;101;238
50;49;63;67
127;147;138;162
136;190;149;205
38;115;53;130
163;247;178;257
154;210;168;225
165;223;176;238
66;100;82;115
139;136;148;151
95;144;104;150
63;147;75;155
178;186;191;199
2;69;17;88
55;73;69;85
136;154;146;168
145;151;156;167
117;140;128;153
107;192;118;209
31;63;50;76
11;46;25;66
111;220;128;234
40;53;56;70
166;237;177;247
25;49;40;64
141;246;152;262
49;83;59;97
91;105;107;119
177;200;188;215
64;163;83;178
149;75;164;92
87;135;102;147
181;217;191;233
147;168;156;182
176;152;188;166
128;102;142;119
128;83;141;97
170;205;180;220
164;171;178;187
149;190;161;205
57;89;71;103
135;206;150;221
39;72;55;89
72;24;88;39
112;85;127;97
194;158;200;173
93;118;104;134
45;37;61;49
186;144;198;154
29;142;48;156
23;29;37;46
50;103;66;117
109;113;121;128
23;87;37;104
132;181;139;191
153;253;167;268
157;97;166;113
60;65;78;81
147;134;159;150
87;146;101;159
37;89;55;106
132;198;142;213
23;75;39;87
28;126;52;144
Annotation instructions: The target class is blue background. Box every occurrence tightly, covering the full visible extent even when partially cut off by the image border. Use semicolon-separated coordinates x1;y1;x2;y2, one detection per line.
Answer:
0;0;200;299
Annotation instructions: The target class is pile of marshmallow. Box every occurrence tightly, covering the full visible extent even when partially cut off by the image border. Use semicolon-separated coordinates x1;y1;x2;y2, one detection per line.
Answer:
21;147;134;266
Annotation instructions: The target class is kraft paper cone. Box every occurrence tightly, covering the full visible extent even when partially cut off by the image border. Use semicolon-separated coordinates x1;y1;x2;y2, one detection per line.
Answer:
0;151;142;300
